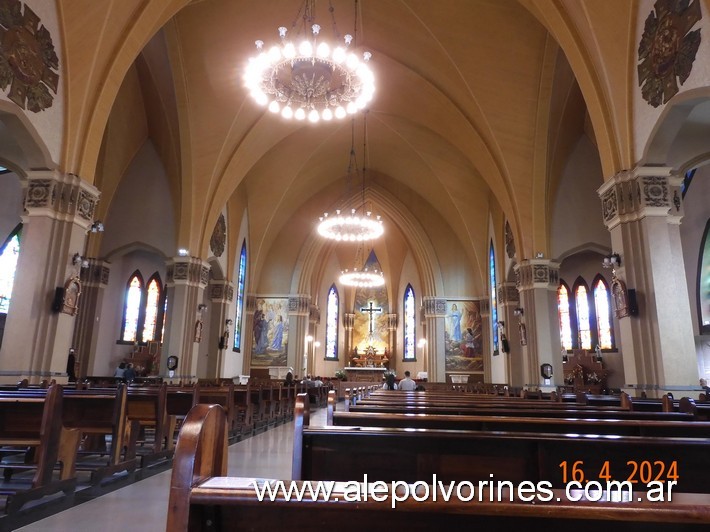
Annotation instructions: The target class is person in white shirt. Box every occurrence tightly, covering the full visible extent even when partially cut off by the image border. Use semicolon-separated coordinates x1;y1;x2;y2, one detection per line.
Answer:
398;371;417;391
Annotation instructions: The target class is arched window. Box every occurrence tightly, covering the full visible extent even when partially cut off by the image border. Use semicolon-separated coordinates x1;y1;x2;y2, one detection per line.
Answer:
0;227;21;314
233;241;247;351
403;284;416;360
325;284;339;360
557;281;573;350
699;219;710;334
489;242;499;352
142;274;162;342
120;270;166;344
574;278;592;350
593;276;614;349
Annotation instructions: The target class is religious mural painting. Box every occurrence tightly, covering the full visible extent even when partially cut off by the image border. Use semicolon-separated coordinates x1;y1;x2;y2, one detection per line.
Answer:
250;297;289;367
444;300;483;374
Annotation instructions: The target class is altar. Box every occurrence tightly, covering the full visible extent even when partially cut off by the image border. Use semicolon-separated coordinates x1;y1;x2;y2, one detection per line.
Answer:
344;367;386;382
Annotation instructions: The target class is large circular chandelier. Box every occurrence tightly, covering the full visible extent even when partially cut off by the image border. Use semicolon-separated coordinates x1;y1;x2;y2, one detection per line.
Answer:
339;266;384;288
317;208;383;241
243;23;375;123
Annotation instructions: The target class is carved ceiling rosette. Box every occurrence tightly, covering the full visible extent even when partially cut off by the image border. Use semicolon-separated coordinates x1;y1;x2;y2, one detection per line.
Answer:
0;0;59;112
638;0;702;107
505;221;516;259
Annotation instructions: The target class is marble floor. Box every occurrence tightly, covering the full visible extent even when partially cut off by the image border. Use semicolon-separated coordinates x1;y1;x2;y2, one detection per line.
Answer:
15;406;329;532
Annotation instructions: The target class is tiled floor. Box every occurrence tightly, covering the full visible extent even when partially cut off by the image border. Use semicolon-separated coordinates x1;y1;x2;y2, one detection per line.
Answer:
16;406;328;532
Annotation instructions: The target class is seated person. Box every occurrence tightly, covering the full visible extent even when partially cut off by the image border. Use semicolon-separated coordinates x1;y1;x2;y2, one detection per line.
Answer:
383;373;398;390
398;370;417;391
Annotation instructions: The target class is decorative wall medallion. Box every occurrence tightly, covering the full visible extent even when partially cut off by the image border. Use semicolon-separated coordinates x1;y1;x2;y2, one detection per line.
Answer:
638;0;702;107
24;178;53;208
76;190;96;221
504;221;515;259
0;0;59;112
209;214;226;257
210;283;225;300
532;265;549;283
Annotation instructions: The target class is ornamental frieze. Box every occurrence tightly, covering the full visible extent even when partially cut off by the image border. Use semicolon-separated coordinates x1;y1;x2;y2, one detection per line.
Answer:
423;297;447;317
288;295;310;314
641;175;669;208
601;188;618;223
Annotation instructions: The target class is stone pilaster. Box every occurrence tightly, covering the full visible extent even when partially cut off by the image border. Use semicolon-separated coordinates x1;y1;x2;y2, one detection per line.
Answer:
514;259;561;389
72;258;111;379
422;297;446;382
0;171;99;384
598;167;696;395
205;280;234;378
493;283;518;385
343;312;355;363
288;294;311;376
162;256;210;380
386;313;397;368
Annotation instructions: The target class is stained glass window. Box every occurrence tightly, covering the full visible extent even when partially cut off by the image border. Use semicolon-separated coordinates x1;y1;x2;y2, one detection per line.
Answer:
234;241;247;351
574;281;592;350
557;282;573;350
594;277;613;349
142;275;162;342
161;290;168;342
325;284;338;359
490;242;498;351
0;231;20;314
122;273;144;342
403;284;416;360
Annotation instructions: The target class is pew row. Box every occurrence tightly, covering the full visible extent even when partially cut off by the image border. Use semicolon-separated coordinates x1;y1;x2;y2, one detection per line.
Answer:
167;403;710;532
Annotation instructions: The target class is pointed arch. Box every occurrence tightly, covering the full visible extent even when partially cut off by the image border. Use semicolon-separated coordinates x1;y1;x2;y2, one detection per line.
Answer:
121;270;145;342
325;284;339;360
557;280;573;351
403;284;416;361
573;277;592;350
592;274;614;349
233;240;247;351
490;241;499;351
0;224;21;314
142;273;163;342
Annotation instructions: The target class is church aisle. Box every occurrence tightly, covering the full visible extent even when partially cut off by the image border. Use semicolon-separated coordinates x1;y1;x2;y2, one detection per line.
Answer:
16;405;329;532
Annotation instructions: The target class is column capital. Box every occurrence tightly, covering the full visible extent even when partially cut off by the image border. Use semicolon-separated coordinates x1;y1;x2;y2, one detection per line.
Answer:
166;257;210;287
387;313;398;329
288;294;311;315
23;171;100;231
514;260;560;292
479;298;490;318
598;167;684;229
309;304;320;324
422;297;447;317
208;280;234;303
79;258;110;288
343;313;355;329
497;282;520;307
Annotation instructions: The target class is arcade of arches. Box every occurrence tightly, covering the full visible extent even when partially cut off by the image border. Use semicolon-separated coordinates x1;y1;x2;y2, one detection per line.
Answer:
0;0;710;397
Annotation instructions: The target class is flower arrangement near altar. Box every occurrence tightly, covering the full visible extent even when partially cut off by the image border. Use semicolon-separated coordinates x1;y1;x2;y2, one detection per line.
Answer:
334;369;347;381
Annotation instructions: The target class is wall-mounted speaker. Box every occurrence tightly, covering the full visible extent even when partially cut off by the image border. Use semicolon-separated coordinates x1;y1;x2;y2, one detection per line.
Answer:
628;288;639;316
51;287;64;312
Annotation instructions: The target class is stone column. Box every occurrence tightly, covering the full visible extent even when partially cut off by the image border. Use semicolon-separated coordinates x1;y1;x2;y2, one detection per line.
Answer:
0;171;99;384
514;259;561;390
162;257;210;380
479;299;491;382
386;313;397;369
242;295;257;374
494;283;518;385
422;297;446;382
308;303;320;369
598;168;697;395
343;312;355;363
72;259;111;379
206;280;234;379
287;294;311;377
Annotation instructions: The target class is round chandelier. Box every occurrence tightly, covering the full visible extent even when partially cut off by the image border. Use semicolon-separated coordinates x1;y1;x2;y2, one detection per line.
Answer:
339;266;384;288
317;208;383;241
243;22;375;123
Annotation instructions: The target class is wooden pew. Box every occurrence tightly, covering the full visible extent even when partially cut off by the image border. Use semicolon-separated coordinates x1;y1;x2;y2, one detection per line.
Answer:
0;385;78;514
61;385;140;484
124;383;174;466
194;383;236;437
295;395;710;493
167;402;710;532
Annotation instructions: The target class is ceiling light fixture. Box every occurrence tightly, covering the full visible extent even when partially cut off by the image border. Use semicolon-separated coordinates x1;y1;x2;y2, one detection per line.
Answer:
243;0;374;123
